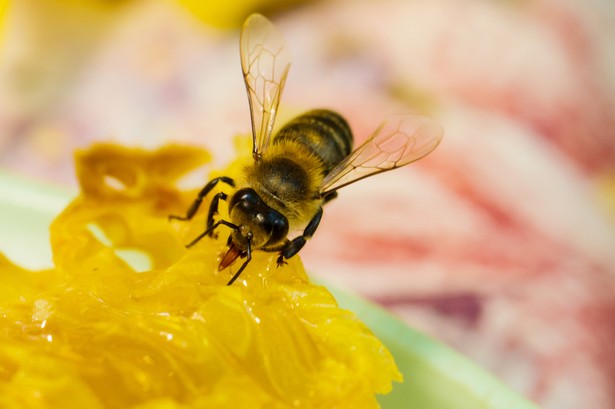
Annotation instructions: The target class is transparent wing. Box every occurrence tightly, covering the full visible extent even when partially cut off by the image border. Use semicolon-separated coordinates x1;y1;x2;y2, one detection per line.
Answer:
240;14;291;158
320;114;443;194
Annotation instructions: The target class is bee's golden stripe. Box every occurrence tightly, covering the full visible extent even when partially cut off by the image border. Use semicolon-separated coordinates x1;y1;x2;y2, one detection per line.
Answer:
273;109;353;175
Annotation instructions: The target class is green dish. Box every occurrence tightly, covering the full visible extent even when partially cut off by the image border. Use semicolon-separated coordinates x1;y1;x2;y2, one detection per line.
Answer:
0;171;540;409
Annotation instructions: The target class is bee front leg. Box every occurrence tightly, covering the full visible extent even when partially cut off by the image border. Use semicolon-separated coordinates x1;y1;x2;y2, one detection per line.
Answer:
169;176;235;222
276;207;323;267
186;219;238;248
206;192;228;238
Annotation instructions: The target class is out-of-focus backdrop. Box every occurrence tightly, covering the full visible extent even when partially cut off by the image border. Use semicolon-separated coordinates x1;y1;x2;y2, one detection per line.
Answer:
1;1;614;408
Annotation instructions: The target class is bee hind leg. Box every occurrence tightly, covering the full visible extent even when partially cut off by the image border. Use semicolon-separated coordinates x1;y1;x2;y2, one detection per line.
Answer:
276;207;323;267
322;191;338;204
169;176;235;222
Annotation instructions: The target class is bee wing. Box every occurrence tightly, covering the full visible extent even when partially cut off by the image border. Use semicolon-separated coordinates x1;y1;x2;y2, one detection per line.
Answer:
320;114;443;194
240;14;292;158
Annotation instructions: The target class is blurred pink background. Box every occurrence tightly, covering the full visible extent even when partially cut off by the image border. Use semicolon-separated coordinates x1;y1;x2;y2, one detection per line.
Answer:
1;1;614;408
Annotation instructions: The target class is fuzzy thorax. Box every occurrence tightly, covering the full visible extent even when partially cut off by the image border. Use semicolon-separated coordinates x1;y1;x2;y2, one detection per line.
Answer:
243;141;326;231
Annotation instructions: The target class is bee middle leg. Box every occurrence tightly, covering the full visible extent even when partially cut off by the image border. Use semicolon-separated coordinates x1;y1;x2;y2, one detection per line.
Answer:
276;207;323;267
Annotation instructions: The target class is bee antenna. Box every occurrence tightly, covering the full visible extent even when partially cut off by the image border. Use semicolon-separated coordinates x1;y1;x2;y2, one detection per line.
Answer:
227;236;252;286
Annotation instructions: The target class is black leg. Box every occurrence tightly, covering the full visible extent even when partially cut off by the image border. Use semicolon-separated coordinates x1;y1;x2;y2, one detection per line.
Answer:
207;192;228;238
186;219;238;248
227;236;252;285
276;207;323;266
322;191;338;204
169;176;235;221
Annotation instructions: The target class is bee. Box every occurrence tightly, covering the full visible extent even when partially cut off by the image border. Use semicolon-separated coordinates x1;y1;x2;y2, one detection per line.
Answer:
171;14;443;285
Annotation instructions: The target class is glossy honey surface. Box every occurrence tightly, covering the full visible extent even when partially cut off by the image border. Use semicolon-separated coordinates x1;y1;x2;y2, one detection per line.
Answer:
0;143;401;408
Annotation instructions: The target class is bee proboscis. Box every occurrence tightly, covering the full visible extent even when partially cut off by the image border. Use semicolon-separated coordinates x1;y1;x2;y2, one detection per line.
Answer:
171;14;443;285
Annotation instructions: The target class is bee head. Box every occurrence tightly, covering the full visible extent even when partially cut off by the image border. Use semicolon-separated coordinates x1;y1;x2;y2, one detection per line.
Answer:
228;188;289;250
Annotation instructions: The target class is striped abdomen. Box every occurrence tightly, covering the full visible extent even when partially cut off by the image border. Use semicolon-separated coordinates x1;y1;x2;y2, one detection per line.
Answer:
272;109;353;175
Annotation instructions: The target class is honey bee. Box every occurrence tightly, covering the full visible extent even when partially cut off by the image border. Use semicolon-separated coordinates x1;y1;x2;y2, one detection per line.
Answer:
171;14;443;285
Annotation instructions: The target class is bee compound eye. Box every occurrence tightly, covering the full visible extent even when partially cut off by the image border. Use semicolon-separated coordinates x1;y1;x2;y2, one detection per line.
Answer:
267;211;289;243
239;188;259;204
229;188;260;211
